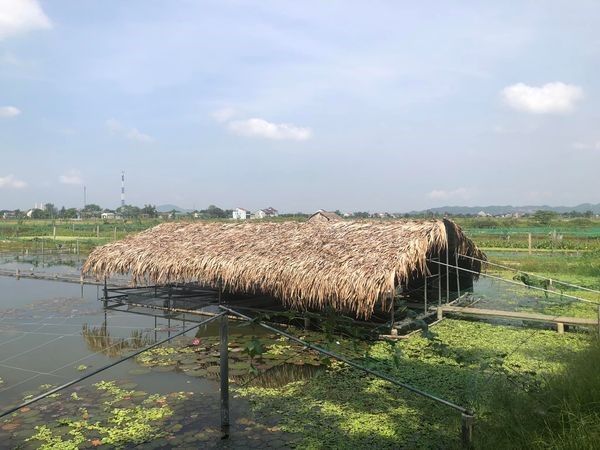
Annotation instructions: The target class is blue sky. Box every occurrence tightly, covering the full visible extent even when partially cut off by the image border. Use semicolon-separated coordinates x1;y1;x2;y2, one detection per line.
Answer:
1;0;599;212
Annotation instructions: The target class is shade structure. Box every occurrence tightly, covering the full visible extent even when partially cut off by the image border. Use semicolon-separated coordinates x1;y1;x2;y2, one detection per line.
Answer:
83;219;485;318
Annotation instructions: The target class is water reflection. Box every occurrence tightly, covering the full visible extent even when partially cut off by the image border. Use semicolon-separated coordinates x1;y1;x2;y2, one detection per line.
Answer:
245;363;324;388
81;322;153;357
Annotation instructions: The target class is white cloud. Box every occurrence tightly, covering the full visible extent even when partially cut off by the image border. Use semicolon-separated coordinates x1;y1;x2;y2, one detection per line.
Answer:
428;187;472;201
211;107;237;123
502;82;583;114
106;118;155;143
0;174;27;189
0;0;52;40
572;141;600;150
59;169;83;185
0;106;21;117
228;118;312;141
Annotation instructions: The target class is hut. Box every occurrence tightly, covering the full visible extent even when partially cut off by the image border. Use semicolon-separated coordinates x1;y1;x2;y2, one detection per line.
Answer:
308;210;342;223
84;219;484;320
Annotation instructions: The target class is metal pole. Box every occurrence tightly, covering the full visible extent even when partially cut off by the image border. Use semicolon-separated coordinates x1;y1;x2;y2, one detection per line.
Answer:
455;252;461;298
390;296;395;334
438;261;442;308
446;244;450;303
103;277;108;308
424;274;428;313
219;305;230;435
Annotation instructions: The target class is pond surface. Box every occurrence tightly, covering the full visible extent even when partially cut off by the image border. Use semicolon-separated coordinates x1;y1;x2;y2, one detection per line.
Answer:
0;255;321;448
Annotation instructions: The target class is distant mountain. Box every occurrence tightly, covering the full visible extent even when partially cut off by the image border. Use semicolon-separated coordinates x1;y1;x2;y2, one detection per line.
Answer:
407;203;600;215
156;204;192;213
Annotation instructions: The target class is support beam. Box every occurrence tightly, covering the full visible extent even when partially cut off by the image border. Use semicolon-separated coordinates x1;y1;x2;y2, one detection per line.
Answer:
424;274;428;313
455;253;461;298
219;313;230;436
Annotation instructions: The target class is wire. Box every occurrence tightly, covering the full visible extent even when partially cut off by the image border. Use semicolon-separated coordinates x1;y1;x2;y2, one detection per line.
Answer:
459;253;600;296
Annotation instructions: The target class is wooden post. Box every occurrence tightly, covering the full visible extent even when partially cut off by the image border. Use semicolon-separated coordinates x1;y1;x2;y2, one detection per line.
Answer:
461;413;474;449
557;322;564;334
96;225;99;238
437;307;443;320
528;233;532;255
53;226;56;240
113;226;117;240
219;312;230;436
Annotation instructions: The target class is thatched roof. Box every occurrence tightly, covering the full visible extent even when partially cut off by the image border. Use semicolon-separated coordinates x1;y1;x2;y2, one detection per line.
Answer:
83;219;484;318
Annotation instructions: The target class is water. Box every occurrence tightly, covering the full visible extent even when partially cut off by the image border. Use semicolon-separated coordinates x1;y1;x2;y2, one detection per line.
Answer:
0;275;218;407
0;254;321;448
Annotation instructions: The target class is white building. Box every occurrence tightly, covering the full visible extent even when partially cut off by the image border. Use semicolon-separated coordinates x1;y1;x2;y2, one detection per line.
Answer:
254;207;279;219
101;212;122;220
232;208;251;220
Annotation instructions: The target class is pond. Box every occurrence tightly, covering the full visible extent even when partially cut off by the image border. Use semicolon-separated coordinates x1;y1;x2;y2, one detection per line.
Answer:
0;255;326;448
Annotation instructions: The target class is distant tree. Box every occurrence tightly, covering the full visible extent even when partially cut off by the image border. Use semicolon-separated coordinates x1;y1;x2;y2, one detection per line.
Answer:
203;205;227;219
141;204;158;218
352;211;370;219
117;205;141;218
30;209;46;219
532;210;557;226
44;203;57;218
64;208;79;219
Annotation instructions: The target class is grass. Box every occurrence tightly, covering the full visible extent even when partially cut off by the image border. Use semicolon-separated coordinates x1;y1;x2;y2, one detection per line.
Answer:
235;319;594;449
476;338;600;449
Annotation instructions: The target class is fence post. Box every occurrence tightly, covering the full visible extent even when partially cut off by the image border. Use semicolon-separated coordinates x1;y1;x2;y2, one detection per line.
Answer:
461;413;474;448
528;233;532;255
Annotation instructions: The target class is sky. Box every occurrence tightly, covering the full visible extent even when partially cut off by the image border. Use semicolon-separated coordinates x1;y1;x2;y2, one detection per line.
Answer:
1;0;599;213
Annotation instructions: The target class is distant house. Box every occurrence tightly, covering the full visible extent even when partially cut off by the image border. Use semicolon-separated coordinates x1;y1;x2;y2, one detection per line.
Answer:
101;212;122;220
2;211;16;219
477;211;491;217
232;208;251;220
308;210;342;223
254;207;279;219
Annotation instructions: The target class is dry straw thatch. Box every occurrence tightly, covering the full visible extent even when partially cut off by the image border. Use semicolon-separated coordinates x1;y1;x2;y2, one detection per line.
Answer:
83;219;484;318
